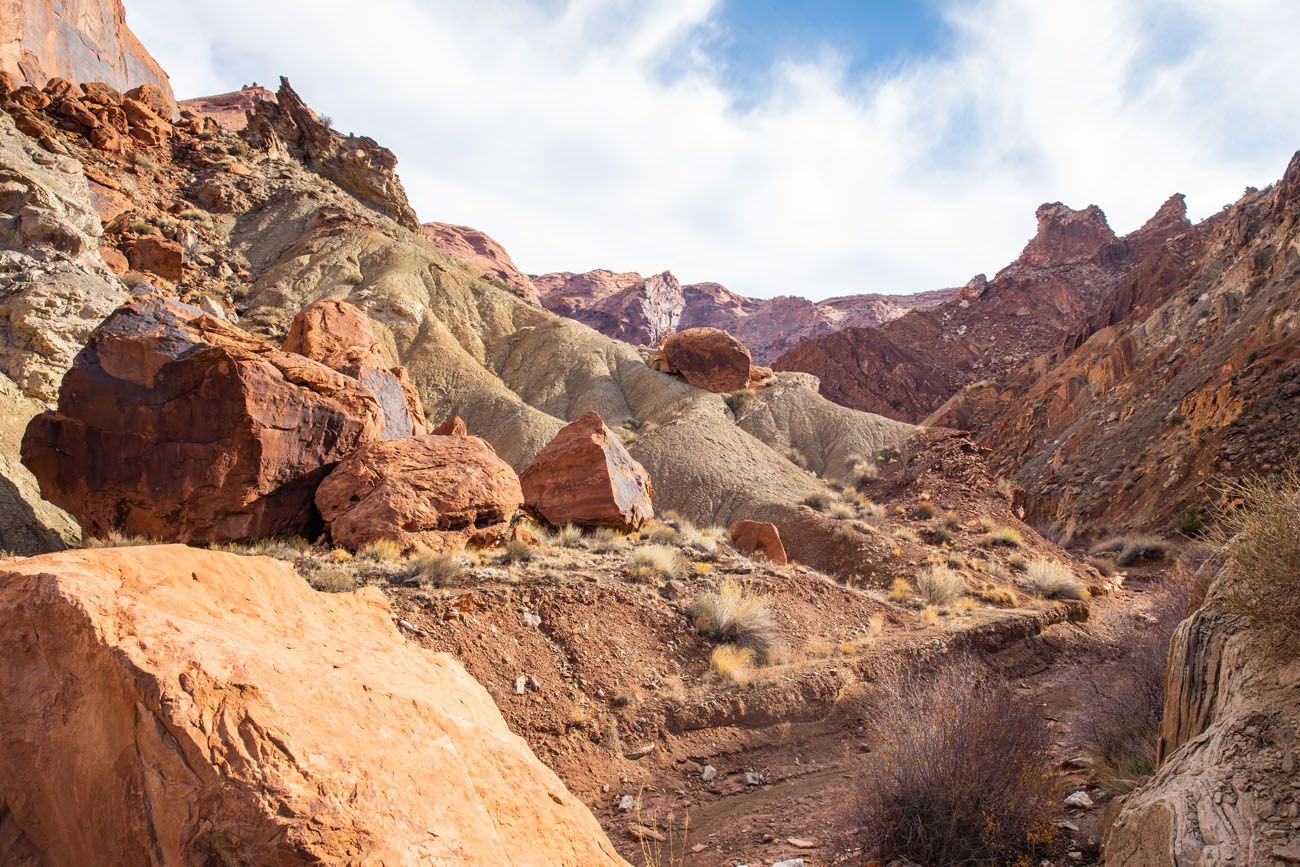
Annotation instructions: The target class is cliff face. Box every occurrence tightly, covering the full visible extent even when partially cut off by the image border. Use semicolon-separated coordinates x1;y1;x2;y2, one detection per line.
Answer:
0;0;173;114
977;159;1300;534
534;268;956;363
773;199;1189;424
1104;575;1300;866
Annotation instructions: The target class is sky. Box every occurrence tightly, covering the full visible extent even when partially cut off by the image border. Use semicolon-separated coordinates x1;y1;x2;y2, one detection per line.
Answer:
129;0;1300;299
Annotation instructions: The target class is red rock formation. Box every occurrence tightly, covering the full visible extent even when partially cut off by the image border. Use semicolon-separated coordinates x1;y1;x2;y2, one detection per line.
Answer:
178;84;276;131
431;414;468;436
282;299;428;439
520;411;654;531
315;434;524;553
0;0;175;116
125;234;183;280
653;327;756;393
729;520;787;565
21;295;385;543
535;268;957;363
975;154;1300;533
775;197;1190;423
422;222;539;301
245;77;420;229
0;545;629;865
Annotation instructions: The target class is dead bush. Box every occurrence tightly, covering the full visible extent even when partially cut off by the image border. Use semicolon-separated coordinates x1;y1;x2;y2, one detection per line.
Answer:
405;552;467;587
1091;533;1171;566
976;526;1023;548
1083;578;1189;791
858;660;1062;864
1211;469;1300;652
627;544;681;580
1022;559;1087;600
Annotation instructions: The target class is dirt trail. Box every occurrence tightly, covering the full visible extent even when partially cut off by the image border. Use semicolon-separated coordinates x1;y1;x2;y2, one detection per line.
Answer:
617;564;1179;867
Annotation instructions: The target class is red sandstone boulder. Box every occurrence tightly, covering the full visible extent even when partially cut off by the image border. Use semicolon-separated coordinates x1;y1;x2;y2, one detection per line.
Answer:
0;545;628;866
282;299;428;439
315;434;523;553
729;520;788;565
654;327;755;393
520;411;654;531
432;414;468;436
125;235;183;280
21;295;384;543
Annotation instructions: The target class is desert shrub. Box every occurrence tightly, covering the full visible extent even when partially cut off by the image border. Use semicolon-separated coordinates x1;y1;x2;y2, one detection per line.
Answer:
710;644;754;685
802;490;832;511
682;530;718;555
921;605;940;624
627;544;681;580
858;660;1061;864
501;538;533;563
1008;553;1029;571
1087;556;1115;577
888;577;912;603
647;523;681;545
178;207;213;228
911;501;937;520
724;390;754;416
359;539;402;562
1083;581;1188;791
587;527;628;553
1022;559;1087;600
829;501;857;520
916;565;965;606
133;153;155;170
977;526;1023;548
309;564;358;593
859;501;887;526
785;447;808;469
553;524;583;547
1091;534;1170;566
689;579;777;662
127;219;159;235
850;459;879;489
87;531;157;548
1212;470;1300;651
926;520;954;544
972;585;1020;607
405;552;466;587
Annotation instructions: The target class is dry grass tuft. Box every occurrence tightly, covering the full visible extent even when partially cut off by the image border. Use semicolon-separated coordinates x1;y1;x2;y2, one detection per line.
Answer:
309;564;359;593
406;551;467;587
1211;469;1300;652
1022;559;1088;600
1091;534;1171;566
689;579;777;662
977;526;1024;548
627;544;682;581
710;644;755;685
647;523;681;545
359;539;403;562
553;524;584;547
501;538;533;563
1087;556;1115;577
972;584;1020;607
888;576;913;603
587;527;629;553
916;565;965;605
802;490;833;511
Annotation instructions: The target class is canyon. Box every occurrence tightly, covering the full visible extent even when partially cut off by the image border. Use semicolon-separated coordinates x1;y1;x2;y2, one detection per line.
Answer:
0;3;1296;866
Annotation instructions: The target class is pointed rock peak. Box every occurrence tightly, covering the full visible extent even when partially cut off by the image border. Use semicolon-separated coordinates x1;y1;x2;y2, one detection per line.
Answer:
1274;150;1300;217
1124;193;1192;252
1020;202;1117;267
644;271;683;292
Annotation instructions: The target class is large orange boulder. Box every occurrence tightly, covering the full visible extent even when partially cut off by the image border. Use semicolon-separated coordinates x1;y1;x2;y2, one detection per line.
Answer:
282;299;428;439
729;519;788;565
315;434;524;553
0;545;628;866
653;326;756;393
520;411;654;531
21;295;384;543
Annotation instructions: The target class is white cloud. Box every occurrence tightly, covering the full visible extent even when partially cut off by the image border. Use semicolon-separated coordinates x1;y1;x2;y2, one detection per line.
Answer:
128;0;1300;298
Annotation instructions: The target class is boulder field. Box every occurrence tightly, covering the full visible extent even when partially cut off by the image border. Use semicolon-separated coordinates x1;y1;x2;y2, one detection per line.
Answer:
0;545;628;866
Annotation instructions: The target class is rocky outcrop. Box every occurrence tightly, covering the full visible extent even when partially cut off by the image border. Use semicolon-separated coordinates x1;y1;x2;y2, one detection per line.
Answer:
178;83;275;131
535;268;956;363
1104;573;1300;866
653;326;759;393
729;519;787;564
315;434;524;553
520;411;654;531
22;295;384;543
431;414;468;436
422;221;540;301
774;198;1189;424
0;373;76;553
282;299;428;439
0;544;628;865
0;0;174;116
245;77;420;229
